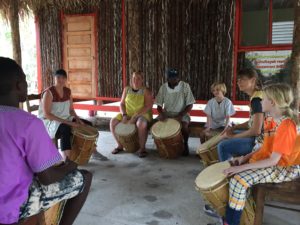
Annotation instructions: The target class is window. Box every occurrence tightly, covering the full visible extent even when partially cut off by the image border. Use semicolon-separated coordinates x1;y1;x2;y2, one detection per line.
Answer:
241;0;269;46
234;0;294;102
240;0;294;47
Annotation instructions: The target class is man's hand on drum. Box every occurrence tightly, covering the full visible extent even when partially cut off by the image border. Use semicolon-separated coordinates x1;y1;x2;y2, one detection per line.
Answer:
175;112;184;122
203;127;211;136
67;121;80;128
75;118;85;125
65;157;78;169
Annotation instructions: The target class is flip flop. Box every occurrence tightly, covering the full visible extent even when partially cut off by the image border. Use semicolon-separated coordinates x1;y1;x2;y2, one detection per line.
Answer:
137;150;147;158
112;148;124;154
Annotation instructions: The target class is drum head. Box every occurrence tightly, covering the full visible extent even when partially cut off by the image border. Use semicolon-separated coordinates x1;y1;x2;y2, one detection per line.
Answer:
73;125;99;138
195;161;230;190
151;118;181;138
197;133;223;153
115;123;136;136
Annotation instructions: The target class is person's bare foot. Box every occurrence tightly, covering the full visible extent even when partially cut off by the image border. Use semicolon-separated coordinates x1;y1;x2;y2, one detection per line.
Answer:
137;149;147;158
112;147;124;154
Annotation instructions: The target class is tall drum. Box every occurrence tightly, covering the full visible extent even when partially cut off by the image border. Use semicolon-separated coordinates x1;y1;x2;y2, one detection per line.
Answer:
151;118;184;159
195;162;255;225
115;122;139;153
70;125;99;165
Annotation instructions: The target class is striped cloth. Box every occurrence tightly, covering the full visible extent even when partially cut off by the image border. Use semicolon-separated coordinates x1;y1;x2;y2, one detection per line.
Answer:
228;165;300;210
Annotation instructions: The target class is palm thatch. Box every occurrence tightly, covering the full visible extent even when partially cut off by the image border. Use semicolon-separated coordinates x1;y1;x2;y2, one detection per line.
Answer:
0;0;102;20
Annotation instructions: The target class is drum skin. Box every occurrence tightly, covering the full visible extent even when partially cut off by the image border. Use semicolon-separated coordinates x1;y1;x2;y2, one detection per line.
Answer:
115;123;139;153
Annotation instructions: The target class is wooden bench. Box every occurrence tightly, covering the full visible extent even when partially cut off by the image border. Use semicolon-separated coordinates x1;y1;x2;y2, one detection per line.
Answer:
25;94;41;114
253;178;300;225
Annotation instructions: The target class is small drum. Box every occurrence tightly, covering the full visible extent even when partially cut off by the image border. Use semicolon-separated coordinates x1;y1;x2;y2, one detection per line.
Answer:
151;118;184;159
195;162;255;225
197;133;222;166
41;201;66;225
70;125;99;165
115;122;139;152
204;129;222;142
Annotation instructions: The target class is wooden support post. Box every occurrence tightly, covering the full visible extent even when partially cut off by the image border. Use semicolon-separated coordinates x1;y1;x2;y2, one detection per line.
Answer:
291;0;300;110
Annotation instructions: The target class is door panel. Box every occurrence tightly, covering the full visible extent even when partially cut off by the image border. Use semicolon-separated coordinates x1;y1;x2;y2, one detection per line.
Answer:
63;15;96;98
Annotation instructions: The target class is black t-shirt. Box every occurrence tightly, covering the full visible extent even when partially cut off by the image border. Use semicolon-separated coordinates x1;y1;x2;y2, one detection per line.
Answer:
250;97;263;115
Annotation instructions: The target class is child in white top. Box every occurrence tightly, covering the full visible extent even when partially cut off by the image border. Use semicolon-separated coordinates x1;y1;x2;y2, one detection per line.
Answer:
201;82;235;142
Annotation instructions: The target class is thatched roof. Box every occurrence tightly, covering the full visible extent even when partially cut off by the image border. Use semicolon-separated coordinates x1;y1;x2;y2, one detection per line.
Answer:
0;0;102;19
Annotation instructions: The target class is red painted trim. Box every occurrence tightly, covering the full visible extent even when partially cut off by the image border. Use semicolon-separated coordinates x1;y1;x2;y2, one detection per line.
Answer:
195;100;209;104
232;100;249;105
237;0;292;51
269;0;273;46
74;97;121;101
232;0;241;101
238;45;292;52
73;104;120;111
73;103;251;118
121;0;127;88
34;16;42;93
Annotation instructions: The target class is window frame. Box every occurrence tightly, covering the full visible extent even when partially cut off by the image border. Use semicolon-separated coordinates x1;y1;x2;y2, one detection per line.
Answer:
232;0;293;104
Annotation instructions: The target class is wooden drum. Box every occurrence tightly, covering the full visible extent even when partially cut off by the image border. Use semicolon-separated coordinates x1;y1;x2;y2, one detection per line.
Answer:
70;125;99;165
115;123;139;153
197;133;222;166
151;119;184;159
195;162;255;225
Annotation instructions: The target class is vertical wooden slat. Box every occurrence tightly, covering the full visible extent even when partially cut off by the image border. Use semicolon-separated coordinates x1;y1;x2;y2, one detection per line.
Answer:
8;0;21;66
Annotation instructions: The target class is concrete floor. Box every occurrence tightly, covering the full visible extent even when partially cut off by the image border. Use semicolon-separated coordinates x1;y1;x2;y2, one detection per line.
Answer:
74;131;300;225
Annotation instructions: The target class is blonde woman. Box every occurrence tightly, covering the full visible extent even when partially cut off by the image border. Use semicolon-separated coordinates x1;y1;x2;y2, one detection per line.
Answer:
221;83;300;225
110;71;153;158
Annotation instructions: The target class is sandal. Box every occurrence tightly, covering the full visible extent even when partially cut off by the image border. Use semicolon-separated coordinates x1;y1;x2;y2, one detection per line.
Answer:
112;148;124;154
137;150;147;158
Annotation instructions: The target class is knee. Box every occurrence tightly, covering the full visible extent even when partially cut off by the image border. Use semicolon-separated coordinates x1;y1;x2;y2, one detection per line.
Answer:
60;124;71;135
181;123;189;133
80;169;93;186
110;118;119;131
137;120;147;130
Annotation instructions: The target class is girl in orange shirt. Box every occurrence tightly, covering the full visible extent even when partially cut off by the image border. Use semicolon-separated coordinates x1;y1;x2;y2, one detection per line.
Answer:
221;83;300;225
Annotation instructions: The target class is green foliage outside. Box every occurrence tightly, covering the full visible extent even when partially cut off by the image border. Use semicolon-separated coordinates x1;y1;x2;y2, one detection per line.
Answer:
0;12;37;94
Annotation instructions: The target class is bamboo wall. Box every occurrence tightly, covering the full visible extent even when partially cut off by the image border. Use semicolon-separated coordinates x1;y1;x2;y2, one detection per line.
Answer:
126;0;235;100
36;0;236;100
